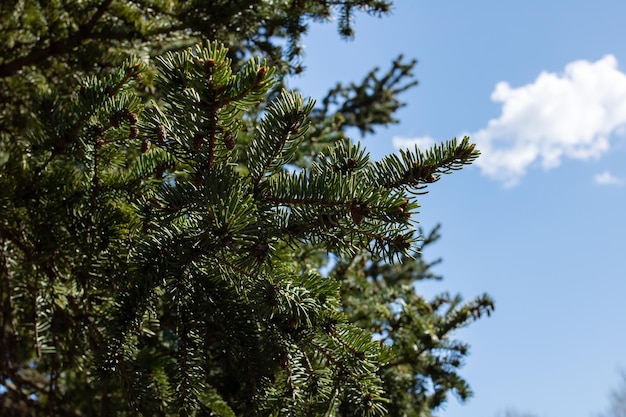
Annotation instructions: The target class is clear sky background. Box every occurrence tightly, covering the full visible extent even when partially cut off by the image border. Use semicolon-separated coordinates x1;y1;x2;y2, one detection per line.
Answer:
288;2;626;417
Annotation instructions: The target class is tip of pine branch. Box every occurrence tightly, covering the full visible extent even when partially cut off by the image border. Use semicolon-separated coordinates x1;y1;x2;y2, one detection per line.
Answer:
256;66;267;85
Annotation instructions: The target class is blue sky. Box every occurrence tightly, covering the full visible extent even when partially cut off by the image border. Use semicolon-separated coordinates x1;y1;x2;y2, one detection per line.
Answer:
288;2;626;416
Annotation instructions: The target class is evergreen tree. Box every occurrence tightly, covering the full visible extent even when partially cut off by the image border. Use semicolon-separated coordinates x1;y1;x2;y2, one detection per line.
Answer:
0;1;494;416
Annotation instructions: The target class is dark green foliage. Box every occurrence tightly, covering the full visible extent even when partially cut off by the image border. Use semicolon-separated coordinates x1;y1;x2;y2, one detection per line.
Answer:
335;225;494;417
0;2;493;416
318;55;418;136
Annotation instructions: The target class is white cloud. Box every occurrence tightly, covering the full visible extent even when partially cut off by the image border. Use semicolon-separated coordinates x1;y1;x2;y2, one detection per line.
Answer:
472;55;626;186
392;56;626;187
594;170;624;186
392;136;436;150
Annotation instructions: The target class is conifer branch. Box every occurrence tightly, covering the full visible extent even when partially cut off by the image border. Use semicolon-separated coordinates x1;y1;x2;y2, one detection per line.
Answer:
2;11;491;414
0;0;114;78
264;195;352;208
247;91;314;186
374;137;479;190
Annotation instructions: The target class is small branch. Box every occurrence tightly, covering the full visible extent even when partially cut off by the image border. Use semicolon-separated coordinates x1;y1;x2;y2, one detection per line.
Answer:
0;379;46;415
5;371;85;417
0;240;18;373
31;66;137;187
0;0;113;78
264;195;350;208
33;273;41;359
84;0;115;35
0;38;81;78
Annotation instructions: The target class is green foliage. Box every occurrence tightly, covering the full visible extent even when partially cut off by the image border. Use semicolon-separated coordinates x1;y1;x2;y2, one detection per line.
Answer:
318;55;418;136
335;225;494;417
0;2;493;416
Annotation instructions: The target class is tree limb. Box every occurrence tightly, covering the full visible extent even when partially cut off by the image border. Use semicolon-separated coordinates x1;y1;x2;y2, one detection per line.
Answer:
0;0;114;78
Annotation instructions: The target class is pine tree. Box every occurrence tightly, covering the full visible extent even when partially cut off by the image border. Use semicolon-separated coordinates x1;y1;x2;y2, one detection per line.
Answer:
0;2;494;416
